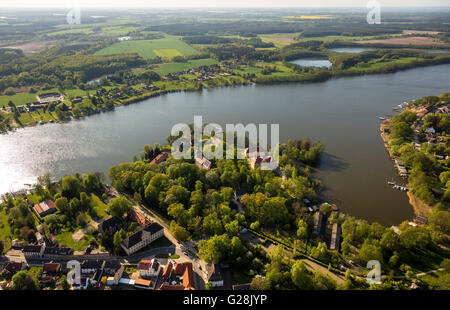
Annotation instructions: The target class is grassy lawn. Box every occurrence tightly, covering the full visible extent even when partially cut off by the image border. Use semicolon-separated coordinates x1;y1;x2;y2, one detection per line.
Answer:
151;58;219;75
0;209;13;253
54;230;90;251
95;36;200;59
91;194;109;219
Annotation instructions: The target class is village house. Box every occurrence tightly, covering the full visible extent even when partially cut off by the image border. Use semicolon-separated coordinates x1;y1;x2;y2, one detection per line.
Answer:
158;262;195;290
36;92;64;104
80;260;104;275
120;222;164;255
2;262;25;276
35;231;44;244
98;216;124;235
150;151;170;165
245;146;272;169
134;278;152;289
106;264;125;286
313;212;323;235
195;157;212;170
162;261;173;281
138;258;160;278
129;209;149;227
33;200;57;218
103;260;122;276
206;263;224;287
329;223;341;251
44;247;73;256
22;244;45;258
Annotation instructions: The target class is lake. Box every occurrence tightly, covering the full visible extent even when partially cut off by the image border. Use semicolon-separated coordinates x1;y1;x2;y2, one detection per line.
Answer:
1;64;450;225
289;59;332;68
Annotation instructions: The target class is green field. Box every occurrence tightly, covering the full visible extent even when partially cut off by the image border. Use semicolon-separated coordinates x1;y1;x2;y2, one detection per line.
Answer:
152;58;219;75
0;88;98;108
95;36;200;59
0;209;13;253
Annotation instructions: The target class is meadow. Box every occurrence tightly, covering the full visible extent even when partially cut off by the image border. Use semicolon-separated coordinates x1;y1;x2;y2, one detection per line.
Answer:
95;36;200;59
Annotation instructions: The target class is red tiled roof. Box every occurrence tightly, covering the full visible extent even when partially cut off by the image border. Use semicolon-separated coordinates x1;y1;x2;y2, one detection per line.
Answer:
162;262;173;279
43;262;60;273
182;263;195;289
158;284;185;290
135;279;151;287
3;262;23;274
150;152;169;165
138;260;151;271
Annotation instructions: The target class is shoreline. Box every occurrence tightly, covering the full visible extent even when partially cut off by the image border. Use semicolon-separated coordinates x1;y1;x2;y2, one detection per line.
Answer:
379;121;433;219
3;61;450;134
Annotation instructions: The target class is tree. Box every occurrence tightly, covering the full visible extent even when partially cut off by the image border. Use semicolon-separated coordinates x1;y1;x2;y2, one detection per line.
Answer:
291;261;313;289
169;220;190;241
359;240;383;264
250;275;270;290
296;219;308;240
198;234;231;263
12;271;37;290
83;173;101;193
55;197;69;214
113;229;126;254
108;196;132;218
61;175;83;199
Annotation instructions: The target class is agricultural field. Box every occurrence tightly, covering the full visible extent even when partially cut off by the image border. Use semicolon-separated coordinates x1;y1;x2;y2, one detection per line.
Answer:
151;58;219;75
0;209;12;253
0;88;101;108
45;27;95;37
95;36;200;59
354;36;447;46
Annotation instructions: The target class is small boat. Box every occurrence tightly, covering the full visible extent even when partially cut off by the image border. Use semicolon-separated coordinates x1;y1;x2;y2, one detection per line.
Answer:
379;117;385;120
387;181;396;185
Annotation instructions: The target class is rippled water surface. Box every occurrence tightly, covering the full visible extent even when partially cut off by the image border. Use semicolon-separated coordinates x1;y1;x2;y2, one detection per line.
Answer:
1;64;450;225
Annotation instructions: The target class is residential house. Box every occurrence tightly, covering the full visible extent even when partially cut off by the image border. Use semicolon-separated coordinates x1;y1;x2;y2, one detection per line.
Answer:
138;258;160;278
245;146;272;169
36;92;63;104
150;152;169;165
35;231;44;244
329;223;341;251
129;209;149;227
43;262;61;276
22;245;45;258
120;222;164;255
159;262;195;290
103;260;122;276
2;262;25;276
80;260;104;275
206;263;224;287
33;200;57;218
162;262;173;281
44;247;73;256
98;216;124;235
195;157;212;170
106;264;125;286
312;212;323;235
134;278;152;290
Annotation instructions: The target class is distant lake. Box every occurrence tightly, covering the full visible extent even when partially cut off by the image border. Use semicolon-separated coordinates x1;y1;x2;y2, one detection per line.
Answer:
1;64;450;225
289;59;332;68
